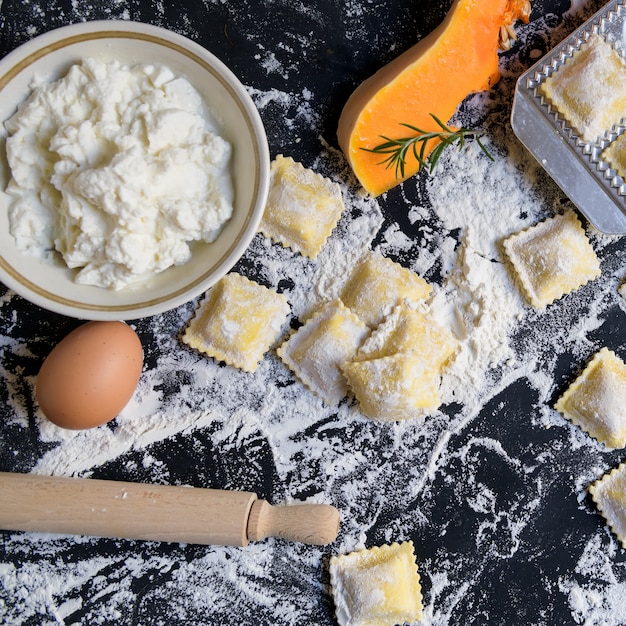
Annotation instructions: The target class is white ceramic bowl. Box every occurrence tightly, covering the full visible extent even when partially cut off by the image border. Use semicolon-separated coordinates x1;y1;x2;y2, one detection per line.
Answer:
0;21;269;320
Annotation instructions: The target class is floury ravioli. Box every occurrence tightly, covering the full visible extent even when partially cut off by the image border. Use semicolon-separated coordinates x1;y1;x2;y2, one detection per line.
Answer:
4;57;233;290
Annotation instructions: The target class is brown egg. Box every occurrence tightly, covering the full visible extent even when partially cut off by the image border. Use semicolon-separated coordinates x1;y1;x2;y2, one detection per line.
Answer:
36;321;144;430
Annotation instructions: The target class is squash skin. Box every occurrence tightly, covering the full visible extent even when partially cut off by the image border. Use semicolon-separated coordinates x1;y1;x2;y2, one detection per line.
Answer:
337;0;530;196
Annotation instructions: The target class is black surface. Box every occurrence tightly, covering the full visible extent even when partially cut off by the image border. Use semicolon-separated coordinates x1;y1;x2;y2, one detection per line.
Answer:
1;1;626;625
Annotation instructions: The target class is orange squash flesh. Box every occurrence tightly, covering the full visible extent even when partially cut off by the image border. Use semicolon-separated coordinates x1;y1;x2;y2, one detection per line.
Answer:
337;0;530;196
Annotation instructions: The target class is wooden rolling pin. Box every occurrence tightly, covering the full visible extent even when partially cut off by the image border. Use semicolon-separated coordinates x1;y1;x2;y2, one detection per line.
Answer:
0;472;340;546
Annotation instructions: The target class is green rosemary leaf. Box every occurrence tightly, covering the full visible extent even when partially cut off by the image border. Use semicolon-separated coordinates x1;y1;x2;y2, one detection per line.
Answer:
362;113;493;178
427;142;447;172
476;136;495;161
431;114;450;132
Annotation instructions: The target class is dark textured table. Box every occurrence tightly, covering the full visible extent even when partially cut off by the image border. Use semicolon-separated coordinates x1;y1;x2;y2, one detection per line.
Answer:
2;1;626;625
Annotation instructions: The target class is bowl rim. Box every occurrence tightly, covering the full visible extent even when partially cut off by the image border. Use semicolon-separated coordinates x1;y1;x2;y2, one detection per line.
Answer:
0;20;270;320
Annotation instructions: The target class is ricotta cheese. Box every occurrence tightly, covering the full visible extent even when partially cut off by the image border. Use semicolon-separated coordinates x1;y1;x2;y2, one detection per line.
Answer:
4;57;234;289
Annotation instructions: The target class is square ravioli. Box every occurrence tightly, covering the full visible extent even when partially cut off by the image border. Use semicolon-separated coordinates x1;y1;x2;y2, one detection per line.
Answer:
341;251;432;328
182;272;290;373
354;301;457;369
277;299;369;405
602;132;626;180
538;33;626;143
342;302;457;420
503;210;600;309
342;352;440;421
329;541;422;626
259;154;345;258
589;463;626;548
555;348;626;449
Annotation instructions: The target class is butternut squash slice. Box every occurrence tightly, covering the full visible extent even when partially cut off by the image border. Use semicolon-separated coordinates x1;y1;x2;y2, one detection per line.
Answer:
337;0;531;196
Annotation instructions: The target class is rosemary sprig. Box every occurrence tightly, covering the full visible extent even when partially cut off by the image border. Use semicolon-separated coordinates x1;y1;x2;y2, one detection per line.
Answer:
363;114;494;179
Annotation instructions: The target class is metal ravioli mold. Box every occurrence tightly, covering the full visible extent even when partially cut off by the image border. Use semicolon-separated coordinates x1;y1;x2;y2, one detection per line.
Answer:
511;0;626;234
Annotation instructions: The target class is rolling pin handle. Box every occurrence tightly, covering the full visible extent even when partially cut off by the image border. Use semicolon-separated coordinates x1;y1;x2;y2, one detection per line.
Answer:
247;499;340;546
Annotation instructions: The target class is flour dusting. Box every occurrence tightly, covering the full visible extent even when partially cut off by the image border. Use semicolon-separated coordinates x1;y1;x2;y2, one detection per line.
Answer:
1;1;625;625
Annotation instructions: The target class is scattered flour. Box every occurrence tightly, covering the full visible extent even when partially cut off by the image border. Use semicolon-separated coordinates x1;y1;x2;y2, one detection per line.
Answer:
560;534;626;625
1;1;625;625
